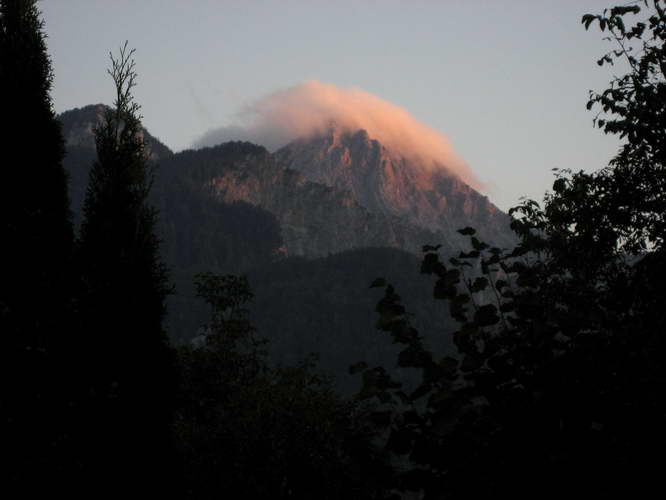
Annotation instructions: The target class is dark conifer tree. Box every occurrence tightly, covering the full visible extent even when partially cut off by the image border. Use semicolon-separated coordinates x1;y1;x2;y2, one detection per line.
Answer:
0;0;74;490
77;42;178;495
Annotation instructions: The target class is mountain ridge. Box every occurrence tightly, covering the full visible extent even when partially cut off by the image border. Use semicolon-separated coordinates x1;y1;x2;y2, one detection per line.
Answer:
59;103;173;159
56;104;511;387
275;125;513;249
58;105;514;259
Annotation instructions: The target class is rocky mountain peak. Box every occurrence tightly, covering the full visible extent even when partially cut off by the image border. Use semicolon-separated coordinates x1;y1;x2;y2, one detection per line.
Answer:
275;127;513;247
58;104;173;160
59;104;513;256
58;104;106;149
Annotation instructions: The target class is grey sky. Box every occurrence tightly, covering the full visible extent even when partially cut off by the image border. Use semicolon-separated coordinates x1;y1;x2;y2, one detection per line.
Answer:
41;0;623;211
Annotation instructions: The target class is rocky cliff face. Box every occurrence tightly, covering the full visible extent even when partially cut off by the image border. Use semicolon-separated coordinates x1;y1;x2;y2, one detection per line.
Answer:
59;106;513;261
275;126;513;249
173;144;442;257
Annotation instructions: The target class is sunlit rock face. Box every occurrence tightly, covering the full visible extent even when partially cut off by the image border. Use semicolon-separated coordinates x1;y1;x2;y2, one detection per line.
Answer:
203;146;442;257
275;125;514;249
58;105;513;260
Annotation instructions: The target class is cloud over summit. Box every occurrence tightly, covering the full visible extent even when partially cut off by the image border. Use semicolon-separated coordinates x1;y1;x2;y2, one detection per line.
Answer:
195;81;481;188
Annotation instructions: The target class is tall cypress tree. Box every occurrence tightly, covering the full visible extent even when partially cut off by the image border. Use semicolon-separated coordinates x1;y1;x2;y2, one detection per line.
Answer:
0;0;74;488
77;43;178;494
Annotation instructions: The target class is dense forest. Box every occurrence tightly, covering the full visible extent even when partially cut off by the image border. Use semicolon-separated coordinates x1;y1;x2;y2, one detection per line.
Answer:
2;0;666;498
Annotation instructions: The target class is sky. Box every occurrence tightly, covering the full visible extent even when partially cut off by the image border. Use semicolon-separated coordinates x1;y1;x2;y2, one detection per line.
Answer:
41;0;624;211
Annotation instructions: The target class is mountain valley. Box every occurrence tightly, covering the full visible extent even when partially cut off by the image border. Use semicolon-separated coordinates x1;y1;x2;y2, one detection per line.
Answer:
59;104;513;390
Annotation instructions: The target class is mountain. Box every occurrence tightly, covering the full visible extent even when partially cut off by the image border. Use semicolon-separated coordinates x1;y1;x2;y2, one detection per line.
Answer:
275;126;513;249
59;110;284;345
177;142;442;257
59;104;173;226
59;103;173;159
246;247;454;393
60;107;512;261
57;105;512;391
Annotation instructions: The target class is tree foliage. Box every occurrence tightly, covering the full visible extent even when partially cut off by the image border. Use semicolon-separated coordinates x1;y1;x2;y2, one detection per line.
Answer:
176;273;390;499
76;42;178;496
0;0;74;490
359;2;666;497
582;0;666;251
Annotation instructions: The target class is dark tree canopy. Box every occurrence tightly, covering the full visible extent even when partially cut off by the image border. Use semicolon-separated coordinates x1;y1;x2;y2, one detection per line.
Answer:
76;42;179;496
0;0;74;490
357;2;666;498
7;1;666;498
175;272;391;500
581;0;666;252
0;0;71;265
0;0;72;346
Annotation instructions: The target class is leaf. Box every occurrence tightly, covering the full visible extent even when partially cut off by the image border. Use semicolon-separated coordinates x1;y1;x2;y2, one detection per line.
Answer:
553;178;566;193
471;277;489;293
459;250;480;259
481;257;500;274
611;5;641;16
450;302;469;323
349;361;368;375
434;270;461;299
386;429;413;455
474;304;500;327
421;252;446;276
394;390;411;405
369;277;386;288
439;356;459;376
433;278;455;300
398;345;429;368
500;301;515;313
422;244;442;253
471;237;489;251
360;367;401;399
377;391;392;404
369;410;392;427
449;300;468;323
410;436;443;466
410;382;432;401
450;257;472;267
454;329;478;355
375;315;392;331
457;226;476;236
453;293;471;305
401;468;436;492
461;354;483;372
427;385;455;408
582;14;595;30
403;410;422;425
392;325;419;345
615;17;625;33
444;268;461;287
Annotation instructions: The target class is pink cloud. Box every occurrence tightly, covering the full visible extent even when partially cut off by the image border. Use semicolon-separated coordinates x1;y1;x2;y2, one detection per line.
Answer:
196;80;482;189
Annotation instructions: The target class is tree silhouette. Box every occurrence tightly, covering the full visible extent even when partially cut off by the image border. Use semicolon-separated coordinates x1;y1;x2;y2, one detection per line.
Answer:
176;272;391;499
361;2;666;498
0;0;74;490
76;42;178;495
